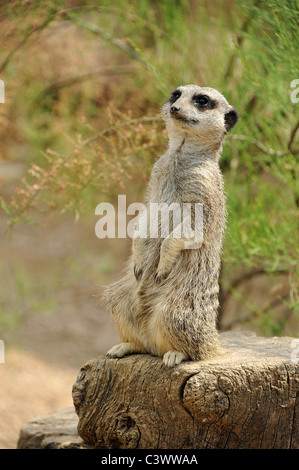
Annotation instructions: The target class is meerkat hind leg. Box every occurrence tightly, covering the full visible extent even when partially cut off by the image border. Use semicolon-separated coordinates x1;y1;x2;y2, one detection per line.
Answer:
106;342;145;358
163;350;188;367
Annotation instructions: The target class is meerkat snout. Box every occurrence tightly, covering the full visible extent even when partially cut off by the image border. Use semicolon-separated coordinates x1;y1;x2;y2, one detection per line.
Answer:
170;105;180;115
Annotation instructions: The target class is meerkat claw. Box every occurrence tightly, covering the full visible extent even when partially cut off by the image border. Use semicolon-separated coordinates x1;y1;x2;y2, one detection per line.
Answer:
154;271;169;284
163;351;187;367
134;266;143;281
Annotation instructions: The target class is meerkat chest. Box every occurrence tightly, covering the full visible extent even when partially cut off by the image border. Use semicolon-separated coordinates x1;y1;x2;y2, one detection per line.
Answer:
147;158;177;203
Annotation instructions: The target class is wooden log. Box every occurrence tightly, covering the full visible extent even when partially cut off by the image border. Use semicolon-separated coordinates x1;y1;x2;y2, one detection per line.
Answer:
17;407;92;449
72;331;299;449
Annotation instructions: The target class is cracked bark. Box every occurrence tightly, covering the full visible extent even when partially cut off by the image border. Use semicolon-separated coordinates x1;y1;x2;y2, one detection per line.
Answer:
72;331;299;449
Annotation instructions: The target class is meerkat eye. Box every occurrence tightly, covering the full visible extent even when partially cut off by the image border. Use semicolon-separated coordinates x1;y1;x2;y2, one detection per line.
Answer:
169;90;181;103
193;95;210;108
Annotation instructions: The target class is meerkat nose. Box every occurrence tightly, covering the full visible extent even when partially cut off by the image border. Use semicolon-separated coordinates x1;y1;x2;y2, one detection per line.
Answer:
170;105;180;115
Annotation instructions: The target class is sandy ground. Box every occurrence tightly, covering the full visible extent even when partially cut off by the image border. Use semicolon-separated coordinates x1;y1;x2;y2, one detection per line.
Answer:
1;348;77;449
0;197;123;449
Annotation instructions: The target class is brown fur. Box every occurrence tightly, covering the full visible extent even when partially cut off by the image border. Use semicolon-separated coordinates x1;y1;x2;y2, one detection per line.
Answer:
105;85;238;367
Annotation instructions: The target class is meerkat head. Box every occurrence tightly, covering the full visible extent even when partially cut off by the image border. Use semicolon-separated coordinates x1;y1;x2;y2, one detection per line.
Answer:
162;84;238;153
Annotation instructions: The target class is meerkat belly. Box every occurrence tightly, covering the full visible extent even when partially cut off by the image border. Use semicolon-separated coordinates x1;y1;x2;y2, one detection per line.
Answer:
147;309;173;355
134;281;172;356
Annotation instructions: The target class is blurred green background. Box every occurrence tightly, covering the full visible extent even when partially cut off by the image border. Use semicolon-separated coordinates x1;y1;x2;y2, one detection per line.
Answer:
0;0;298;347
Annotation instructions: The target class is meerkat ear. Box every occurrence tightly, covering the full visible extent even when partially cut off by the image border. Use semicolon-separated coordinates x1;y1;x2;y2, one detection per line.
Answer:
224;108;238;132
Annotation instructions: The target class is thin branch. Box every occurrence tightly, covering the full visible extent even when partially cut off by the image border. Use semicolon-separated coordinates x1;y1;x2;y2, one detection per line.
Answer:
78;116;161;148
220;268;289;313
230;134;285;157
67;14;151;71
224;18;251;81
0;5;151;74
223;293;290;331
228;268;288;292
33;65;133;104
0;16;54;74
0;6;81;74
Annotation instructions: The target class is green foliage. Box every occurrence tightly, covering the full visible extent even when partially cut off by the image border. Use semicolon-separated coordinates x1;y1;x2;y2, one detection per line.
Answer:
0;0;298;335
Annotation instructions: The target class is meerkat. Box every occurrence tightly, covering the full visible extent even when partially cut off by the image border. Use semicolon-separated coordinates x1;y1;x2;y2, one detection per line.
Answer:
105;84;238;367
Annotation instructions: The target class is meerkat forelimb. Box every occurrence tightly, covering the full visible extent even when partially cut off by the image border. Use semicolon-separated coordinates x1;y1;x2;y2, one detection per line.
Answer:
154;213;203;283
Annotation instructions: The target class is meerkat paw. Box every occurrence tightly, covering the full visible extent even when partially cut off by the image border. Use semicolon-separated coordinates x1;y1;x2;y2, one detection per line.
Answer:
163;350;188;367
106;342;141;358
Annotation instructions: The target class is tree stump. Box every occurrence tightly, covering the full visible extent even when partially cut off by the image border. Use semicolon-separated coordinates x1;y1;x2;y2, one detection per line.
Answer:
72;331;299;449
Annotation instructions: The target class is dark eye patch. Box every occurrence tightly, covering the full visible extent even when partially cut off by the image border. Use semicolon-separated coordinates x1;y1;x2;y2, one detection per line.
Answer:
169;89;181;104
193;94;216;110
